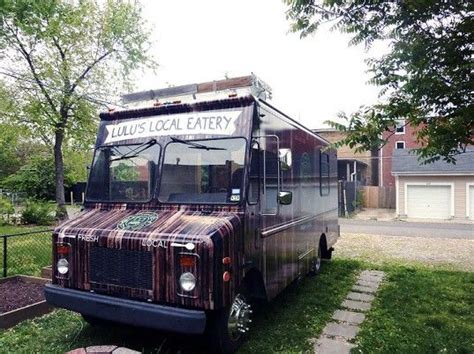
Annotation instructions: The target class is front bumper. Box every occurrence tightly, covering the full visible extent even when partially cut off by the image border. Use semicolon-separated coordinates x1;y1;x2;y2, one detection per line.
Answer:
44;284;207;334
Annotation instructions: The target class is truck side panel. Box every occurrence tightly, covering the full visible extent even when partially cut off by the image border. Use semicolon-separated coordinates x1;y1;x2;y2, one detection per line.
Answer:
251;101;338;299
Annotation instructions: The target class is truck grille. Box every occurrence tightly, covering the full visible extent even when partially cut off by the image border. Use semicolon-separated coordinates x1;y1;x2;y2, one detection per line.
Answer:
89;247;153;290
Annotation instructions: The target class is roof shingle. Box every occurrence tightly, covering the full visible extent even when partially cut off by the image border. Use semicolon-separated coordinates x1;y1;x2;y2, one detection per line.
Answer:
392;149;474;175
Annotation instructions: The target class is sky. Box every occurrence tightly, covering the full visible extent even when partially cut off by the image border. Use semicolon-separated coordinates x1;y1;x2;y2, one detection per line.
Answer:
137;0;386;129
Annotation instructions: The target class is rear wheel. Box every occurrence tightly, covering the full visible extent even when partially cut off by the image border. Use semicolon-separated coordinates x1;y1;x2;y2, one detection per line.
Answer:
208;291;252;353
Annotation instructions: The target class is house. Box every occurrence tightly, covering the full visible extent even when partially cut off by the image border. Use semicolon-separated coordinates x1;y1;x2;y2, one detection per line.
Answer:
392;149;474;220
379;119;419;187
314;128;378;186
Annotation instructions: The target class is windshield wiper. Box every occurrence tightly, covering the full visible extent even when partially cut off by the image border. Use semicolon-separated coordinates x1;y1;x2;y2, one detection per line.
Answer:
111;139;157;161
170;137;226;151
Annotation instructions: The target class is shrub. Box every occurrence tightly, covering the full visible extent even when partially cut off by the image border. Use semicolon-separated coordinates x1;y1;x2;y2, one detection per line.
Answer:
352;189;365;210
21;200;55;225
0;196;15;225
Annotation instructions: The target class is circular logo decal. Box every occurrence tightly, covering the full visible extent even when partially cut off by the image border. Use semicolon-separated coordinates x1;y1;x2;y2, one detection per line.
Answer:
117;212;158;231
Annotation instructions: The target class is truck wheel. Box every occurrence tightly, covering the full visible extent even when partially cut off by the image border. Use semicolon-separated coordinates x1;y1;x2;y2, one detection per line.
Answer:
309;246;322;276
208;291;252;353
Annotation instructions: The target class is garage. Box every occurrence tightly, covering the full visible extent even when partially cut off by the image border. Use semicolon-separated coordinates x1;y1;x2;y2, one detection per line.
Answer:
469;185;474;220
393;149;474;220
406;184;452;219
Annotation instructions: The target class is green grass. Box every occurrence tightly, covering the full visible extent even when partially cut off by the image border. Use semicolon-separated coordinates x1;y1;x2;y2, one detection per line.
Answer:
0;225;52;277
0;225;40;235
240;259;361;352
0;260;472;353
355;265;474;354
0;259;361;353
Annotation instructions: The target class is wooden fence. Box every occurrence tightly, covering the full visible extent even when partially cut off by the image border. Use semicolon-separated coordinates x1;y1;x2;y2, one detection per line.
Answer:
362;186;396;209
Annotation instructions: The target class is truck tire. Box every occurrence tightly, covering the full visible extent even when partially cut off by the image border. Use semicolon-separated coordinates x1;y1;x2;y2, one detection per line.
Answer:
207;290;252;353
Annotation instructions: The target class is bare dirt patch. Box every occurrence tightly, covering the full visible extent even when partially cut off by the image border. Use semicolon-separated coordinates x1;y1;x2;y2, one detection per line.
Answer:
0;278;45;313
336;233;474;271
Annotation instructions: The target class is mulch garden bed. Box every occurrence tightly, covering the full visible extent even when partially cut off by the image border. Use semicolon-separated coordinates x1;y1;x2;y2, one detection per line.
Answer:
0;277;45;313
0;275;52;329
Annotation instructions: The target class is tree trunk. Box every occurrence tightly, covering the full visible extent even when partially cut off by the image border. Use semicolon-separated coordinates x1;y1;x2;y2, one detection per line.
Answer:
54;127;68;220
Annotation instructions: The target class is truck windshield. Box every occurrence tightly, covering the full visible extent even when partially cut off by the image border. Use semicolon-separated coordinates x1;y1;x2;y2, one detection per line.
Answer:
86;141;160;202
159;138;246;204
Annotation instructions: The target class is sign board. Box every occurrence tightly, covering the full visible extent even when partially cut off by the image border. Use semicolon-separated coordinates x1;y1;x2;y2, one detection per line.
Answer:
104;110;242;144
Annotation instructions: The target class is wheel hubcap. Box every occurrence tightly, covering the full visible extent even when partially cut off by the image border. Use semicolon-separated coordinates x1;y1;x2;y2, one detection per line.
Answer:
315;253;321;270
228;294;252;340
313;248;322;272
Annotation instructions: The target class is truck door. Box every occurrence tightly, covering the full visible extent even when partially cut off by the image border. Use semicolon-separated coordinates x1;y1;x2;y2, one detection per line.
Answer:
260;136;280;219
244;140;261;258
256;135;286;297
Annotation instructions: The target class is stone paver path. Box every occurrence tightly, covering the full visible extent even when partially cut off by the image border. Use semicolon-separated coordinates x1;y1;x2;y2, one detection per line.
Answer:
67;346;140;354
315;270;385;354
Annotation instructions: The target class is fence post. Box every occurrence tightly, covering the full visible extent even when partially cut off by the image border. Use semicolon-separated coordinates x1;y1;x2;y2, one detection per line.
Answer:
2;236;7;278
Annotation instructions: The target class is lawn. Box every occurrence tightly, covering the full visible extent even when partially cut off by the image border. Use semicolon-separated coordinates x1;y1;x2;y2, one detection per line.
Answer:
0;259;361;353
0;225;53;277
0;259;472;353
355;265;474;353
0;225;42;235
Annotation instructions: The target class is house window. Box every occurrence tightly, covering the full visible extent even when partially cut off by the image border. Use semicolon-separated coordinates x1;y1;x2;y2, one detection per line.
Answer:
395;120;405;134
396;141;405;149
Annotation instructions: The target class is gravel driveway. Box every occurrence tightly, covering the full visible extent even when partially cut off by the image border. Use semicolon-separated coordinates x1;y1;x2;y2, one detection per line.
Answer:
336;232;474;272
340;219;473;239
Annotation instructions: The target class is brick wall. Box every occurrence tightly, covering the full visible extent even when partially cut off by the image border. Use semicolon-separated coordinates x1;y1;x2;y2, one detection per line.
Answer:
380;123;419;187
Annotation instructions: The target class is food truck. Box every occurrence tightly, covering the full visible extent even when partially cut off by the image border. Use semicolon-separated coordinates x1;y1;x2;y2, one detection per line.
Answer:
45;75;339;353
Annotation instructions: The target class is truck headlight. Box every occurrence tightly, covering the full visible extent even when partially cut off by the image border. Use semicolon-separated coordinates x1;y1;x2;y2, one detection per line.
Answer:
57;258;69;275
179;272;196;292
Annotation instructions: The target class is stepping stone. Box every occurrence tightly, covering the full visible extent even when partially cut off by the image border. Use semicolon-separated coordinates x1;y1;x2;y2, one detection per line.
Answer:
112;348;141;354
86;346;118;353
359;274;383;284
347;291;375;302
352;285;377;294
322;322;360;339
361;270;384;276
67;350;86;354
357;279;380;288
342;299;372;312
332;310;365;325
315;337;355;354
314;270;385;353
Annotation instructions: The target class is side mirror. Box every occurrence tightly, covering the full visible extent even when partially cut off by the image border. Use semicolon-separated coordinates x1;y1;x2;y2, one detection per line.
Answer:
278;191;292;205
279;148;292;171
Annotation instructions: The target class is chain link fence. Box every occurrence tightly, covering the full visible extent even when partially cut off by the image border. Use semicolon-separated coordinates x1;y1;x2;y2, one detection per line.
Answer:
0;229;53;278
0;189;28;207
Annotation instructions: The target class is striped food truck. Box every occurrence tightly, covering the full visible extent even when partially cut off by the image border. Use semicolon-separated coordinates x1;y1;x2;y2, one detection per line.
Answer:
45;75;339;353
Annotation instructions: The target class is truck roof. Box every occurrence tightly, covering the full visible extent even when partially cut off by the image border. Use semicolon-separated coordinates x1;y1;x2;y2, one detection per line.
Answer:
122;74;272;105
100;74;329;145
99;96;256;121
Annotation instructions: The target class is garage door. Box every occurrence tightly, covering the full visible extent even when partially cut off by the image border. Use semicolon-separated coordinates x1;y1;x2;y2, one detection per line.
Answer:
406;185;451;219
469;186;474;220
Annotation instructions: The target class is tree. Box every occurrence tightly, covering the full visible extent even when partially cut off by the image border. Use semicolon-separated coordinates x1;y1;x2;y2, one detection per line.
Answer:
0;83;23;179
1;148;91;201
2;154;59;200
285;0;473;162
0;0;155;217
